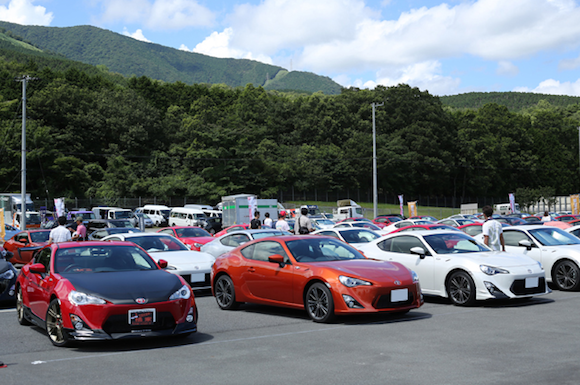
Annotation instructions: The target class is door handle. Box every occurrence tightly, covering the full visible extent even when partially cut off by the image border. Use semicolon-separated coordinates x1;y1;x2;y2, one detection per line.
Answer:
247;267;255;272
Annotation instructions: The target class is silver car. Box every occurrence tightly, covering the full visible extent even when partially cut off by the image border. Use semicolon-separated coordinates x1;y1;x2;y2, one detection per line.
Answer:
201;229;291;258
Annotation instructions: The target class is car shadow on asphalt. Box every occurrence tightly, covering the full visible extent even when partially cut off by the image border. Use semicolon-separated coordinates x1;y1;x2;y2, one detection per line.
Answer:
422;294;555;308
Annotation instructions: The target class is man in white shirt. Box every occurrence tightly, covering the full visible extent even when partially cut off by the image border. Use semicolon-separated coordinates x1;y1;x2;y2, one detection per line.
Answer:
275;213;290;231
481;205;505;251
263;212;273;228
49;216;72;243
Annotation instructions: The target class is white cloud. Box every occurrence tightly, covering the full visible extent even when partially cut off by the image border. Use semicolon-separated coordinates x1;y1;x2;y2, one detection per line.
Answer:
559;55;580;70
0;0;53;25
96;0;215;29
186;27;273;63
496;61;519;76
122;28;151;42
514;78;580;96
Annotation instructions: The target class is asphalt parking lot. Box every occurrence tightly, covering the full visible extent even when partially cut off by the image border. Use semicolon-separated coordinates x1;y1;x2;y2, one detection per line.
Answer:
1;287;580;385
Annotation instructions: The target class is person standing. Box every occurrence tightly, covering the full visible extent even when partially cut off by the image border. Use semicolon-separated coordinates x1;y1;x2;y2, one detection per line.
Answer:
541;211;552;222
263;212;273;228
275;213;290;231
72;216;86;241
49;216;72;244
481;205;505;251
250;211;261;229
294;207;314;235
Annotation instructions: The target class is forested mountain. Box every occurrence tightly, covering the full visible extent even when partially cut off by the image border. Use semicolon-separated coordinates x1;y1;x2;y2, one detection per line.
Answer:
1;50;580;204
440;92;580;111
0;21;342;95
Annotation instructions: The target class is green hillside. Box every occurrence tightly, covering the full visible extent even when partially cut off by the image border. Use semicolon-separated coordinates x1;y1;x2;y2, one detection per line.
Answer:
440;91;580;111
0;21;342;94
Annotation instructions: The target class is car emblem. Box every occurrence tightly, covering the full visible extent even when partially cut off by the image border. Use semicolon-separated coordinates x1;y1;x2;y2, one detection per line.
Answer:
528;269;532;273
394;280;401;285
135;298;148;304
194;266;199;270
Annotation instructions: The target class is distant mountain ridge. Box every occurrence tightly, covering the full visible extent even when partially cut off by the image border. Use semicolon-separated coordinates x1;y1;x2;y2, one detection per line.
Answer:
440;91;580;111
0;21;342;94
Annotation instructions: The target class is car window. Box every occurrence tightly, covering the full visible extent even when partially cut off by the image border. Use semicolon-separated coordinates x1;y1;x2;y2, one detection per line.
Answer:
16;233;29;243
176;227;210;237
221;234;250;247
388;235;426;253
423;233;489;254
340;229;379;243
35;247;52;274
462;225;482;236
54;245;157;273
159;229;174;235
242;241;289;262
318;231;340;239
529;228;580;246
251;231;286;239
503;231;532;247
286;238;365;262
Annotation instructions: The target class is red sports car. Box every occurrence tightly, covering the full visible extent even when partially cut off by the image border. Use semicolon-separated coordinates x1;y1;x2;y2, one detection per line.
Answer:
3;229;51;265
372;216;402;227
389;224;460;234
211;235;423;323
214;224;250;238
157;226;214;251
16;241;198;346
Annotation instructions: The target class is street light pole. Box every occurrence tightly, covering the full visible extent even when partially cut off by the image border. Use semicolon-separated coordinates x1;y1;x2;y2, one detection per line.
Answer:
372;102;384;219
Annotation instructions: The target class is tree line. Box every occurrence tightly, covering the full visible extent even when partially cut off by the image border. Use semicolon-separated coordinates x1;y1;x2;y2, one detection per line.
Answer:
1;60;580;204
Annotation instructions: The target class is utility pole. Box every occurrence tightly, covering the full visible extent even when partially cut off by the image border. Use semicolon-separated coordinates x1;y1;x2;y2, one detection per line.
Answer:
372;102;384;219
16;76;37;230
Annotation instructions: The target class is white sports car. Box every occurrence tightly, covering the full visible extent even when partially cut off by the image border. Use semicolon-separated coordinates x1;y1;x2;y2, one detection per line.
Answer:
101;233;215;290
357;230;550;306
476;225;580;291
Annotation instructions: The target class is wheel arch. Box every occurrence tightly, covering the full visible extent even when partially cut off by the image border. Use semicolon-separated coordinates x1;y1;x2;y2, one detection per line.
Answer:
444;268;474;297
302;278;330;305
550;257;579;280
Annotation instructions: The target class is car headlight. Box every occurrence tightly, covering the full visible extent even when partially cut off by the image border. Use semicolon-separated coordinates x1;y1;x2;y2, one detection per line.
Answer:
480;265;510;275
68;290;107;305
169;284;191;300
339;275;372;287
193;243;203;249
0;269;15;280
411;270;419;283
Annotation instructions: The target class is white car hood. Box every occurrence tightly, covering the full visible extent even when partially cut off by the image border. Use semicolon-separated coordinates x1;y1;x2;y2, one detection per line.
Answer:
446;251;538;267
149;249;215;267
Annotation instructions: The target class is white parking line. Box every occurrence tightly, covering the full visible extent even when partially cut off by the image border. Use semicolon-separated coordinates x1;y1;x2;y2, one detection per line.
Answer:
0;308;15;313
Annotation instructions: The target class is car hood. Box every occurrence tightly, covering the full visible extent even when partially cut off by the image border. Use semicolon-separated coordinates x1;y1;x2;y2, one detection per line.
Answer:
181;236;214;244
62;270;183;304
148;250;216;267
313;259;411;282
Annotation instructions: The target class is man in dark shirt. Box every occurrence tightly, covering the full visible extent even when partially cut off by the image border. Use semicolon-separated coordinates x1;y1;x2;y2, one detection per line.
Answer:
250;211;261;229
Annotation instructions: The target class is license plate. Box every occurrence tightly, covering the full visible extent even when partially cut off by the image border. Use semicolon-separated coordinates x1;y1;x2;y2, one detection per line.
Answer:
525;277;539;288
128;308;156;326
190;273;205;283
391;288;408;302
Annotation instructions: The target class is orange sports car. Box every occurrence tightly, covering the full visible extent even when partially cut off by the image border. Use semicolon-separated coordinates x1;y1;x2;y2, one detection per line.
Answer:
3;229;52;265
211;235;423;322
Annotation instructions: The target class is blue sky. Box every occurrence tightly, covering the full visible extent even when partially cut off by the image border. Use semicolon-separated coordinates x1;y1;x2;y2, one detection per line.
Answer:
1;0;580;96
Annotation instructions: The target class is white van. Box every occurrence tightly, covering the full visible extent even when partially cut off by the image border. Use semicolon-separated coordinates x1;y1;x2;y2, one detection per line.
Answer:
494;203;520;215
169;207;207;227
139;205;171;227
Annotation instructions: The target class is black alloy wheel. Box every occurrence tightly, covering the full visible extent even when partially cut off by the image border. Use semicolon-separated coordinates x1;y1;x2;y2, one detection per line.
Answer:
46;299;71;347
554;260;580;291
447;271;476;306
305;282;335;323
215;275;239;310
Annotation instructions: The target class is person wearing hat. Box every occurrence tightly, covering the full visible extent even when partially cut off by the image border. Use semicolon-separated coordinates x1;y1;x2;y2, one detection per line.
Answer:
72;216;86;241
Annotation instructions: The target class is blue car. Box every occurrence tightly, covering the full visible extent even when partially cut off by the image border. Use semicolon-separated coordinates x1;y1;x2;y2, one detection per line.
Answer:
0;247;17;302
3;224;19;243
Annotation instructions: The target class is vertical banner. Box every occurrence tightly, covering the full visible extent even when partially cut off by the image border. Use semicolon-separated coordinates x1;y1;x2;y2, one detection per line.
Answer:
408;201;417;217
571;195;580;215
398;195;404;217
0;208;4;241
248;196;257;222
54;198;66;218
509;193;516;213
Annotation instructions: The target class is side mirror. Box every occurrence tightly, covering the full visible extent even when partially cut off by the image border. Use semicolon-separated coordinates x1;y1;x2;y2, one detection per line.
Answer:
5;251;13;261
29;263;46;274
157;259;168;269
268;254;286;267
519;240;534;251
410;246;427;259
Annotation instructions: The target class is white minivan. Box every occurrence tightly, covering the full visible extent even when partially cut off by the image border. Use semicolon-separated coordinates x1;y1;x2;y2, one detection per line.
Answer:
169;207;207;227
138;205;171;227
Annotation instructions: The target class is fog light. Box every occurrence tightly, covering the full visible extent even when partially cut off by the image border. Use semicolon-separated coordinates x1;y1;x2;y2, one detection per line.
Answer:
70;314;86;330
186;306;195;322
342;294;364;309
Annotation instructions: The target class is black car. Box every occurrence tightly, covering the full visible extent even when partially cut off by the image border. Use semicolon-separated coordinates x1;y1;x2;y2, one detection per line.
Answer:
87;219;136;233
87;228;144;240
203;216;223;235
0;247;17;302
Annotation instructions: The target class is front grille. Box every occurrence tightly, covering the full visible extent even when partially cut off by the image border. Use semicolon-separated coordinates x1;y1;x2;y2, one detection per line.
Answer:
0;280;8;295
102;311;175;334
374;291;415;309
510;277;546;295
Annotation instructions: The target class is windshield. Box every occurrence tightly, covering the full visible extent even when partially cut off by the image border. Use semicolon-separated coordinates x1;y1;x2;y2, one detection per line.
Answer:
109;220;135;228
30;231;50;243
128;235;189;252
176;227;211;237
54;245;157;273
25;213;41;224
352;222;381;230
316;219;334;226
423;233;489;254
114;211;131;219
286;238;366;262
529;228;580;246
338;229;379;243
161;210;171;217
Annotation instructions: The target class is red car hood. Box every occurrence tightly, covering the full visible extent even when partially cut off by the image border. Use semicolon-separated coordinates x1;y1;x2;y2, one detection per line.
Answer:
180;236;214;245
313;259;411;282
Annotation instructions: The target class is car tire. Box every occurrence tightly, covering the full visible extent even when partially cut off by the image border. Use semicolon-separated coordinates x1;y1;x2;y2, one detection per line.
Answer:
553;260;580;291
446;271;476;306
214;275;239;310
16;286;31;326
46;299;72;347
305;282;335;323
